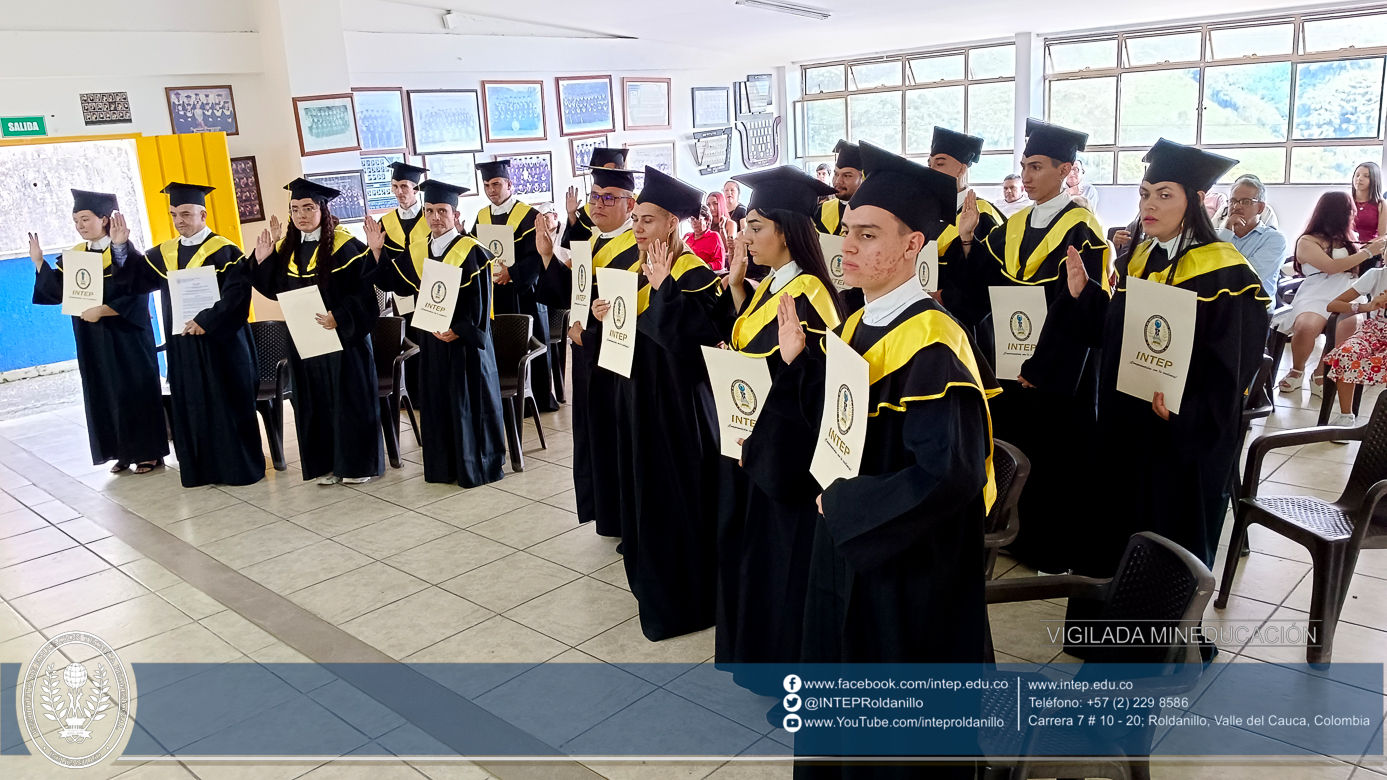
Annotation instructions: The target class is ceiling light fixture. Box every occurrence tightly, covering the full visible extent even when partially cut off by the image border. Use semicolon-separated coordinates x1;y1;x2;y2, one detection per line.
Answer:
734;0;831;21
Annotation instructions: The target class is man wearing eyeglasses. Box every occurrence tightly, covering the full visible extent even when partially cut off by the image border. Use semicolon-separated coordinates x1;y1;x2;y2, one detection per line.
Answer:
1217;174;1287;305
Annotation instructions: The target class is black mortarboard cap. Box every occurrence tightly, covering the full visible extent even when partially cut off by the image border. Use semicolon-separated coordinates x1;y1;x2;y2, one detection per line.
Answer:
71;189;118;218
1142;138;1238;193
734;166;836;218
833;140;862;171
160;182;215;208
419;178;470;207
635;167;704;220
476;160;510;182
587;148;628;168
284;178;340;204
1022;119;1087;163
388;162;428;184
930;126;984;166
848;141;956;238
590;167;636;192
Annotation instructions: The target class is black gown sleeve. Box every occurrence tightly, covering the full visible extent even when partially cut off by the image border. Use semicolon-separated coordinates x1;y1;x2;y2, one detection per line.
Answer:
535;259;572;309
363;247;415;297
248;251;281;299
1167;292;1269;455
639;266;732;355
33;261;63;305
449;246;490;349
507;217;542;293
327;238;379;344
1018;224;1108;393
740;346;827;505
110;244;162;297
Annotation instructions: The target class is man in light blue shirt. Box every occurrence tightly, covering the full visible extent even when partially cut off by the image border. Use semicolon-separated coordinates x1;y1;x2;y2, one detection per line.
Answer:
1218;174;1287;306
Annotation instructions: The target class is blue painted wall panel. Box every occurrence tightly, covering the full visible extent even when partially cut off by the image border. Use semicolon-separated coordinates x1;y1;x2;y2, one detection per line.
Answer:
0;253;76;372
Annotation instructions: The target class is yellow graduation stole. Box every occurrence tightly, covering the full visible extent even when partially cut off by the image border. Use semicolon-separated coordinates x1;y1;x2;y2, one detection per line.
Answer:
993;205;1110;289
819;199;846;235
1124;240;1268;301
381;208;430;252
937;198;1002;254
475;200;536;238
152;234;237;277
280;226;361;277
730;272;841;355
840;307;1000;512
69;242;114;276
635;253;712;314
592;230;639;268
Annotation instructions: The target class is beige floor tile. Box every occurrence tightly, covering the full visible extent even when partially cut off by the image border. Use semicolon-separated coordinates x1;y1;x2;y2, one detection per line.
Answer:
288;561;428;624
200;521;324;569
1266;456;1354;493
547;647;604;663
1355;548;1387;581
1285;569;1387;632
334;512;456;559
30;501;81;524
590;559;631;592
405;760;499;780
704;763;792;779
0;601;33;644
1149;760;1355;780
503;576;639;646
182;760;322;780
383;530;513;584
244;480;355;519
0;507;48;539
525;524;621;574
355;475;464;510
341;587;493;659
1254;480;1343;503
246;639;314;664
1239;605;1387;665
11;568;148;629
199;610;279;654
7;483;55;506
1244;523;1314;564
468;502;578;549
241;540;375;595
0;631;55;663
156;581;227;620
0;526;79;568
540;489;578;514
124;487;245;525
1203;593;1279;653
214;465;306;503
45;593;192;660
0;754;155;780
118;558;183;592
162;502;280;545
490;463;573;501
986;600;1068;663
0;547;111;599
286;494;410;537
1213;547;1311;606
418;486;533;528
353;458;425;488
116;621;243;664
86;536;145;566
1296;439;1363;464
584;761;725;780
439;551;580;612
579;617;715;664
53;517;110;544
406;615;567;662
297;763;442;779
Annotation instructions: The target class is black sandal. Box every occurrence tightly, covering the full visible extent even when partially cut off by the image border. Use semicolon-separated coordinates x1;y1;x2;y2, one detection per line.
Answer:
110;462;129;474
133;459;163;475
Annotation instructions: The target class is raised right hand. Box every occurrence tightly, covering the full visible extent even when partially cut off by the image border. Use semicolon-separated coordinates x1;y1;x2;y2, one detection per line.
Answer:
535;219;555;264
566;186;581;223
254;228;274;262
269;214;283;243
728;236;749;288
958;190;979;241
363;215;385;254
777;293;805;365
28;233;43;270
1064;245;1088;299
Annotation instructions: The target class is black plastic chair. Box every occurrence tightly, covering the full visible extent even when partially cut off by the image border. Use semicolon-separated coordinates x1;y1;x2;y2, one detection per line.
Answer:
984;440;1030;579
249;320;291;472
547;306;570;404
1218;394;1387;665
372;316;421;469
493;313;548;473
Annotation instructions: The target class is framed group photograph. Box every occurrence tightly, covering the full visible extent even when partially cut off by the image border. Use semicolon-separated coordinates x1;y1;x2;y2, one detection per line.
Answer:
569;134;609;176
623;77;672;131
361;153;405;214
305;170;367;222
165;85;238;135
497;152;554;202
352;87;408;153
230;156;264;223
691;87;730;129
481;81;547;143
80;92;132;126
624;141;676;190
423;152;478;194
555;75;615;137
408;89;483;155
292;93;361;157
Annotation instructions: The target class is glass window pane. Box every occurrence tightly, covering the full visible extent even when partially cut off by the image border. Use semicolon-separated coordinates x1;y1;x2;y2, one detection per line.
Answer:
1118;150;1147;184
1290;145;1383;183
910;55;964;84
805;65;845;95
850;61;902;90
1303;13;1387;53
1049;77;1117;146
906;86;964;155
970;45;1015;79
1201;62;1291;144
971;154;1014;184
1124;33;1201;67
1219;147;1287;184
1048;39;1117;73
1078;151;1115;185
969;82;1015;150
848;92;902;152
804;99;846;157
1119;68;1200;146
1208;24;1294;60
1293;58;1385;140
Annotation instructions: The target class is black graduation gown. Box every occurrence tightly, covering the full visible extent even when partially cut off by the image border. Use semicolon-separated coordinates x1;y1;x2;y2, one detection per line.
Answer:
936;194;1003;350
368;233;507;487
952;201;1110;573
473;202;558;412
380;207;428;398
716;271;842;668
619;253;735;641
1061;240;1270;573
250;227;384;481
536;228;641;536
33;243;168;466
115;235;263;487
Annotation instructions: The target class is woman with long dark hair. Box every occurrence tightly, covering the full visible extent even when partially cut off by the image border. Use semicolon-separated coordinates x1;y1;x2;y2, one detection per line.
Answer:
1352;161;1386;242
250;179;384;484
1059;139;1270;576
715;166;844;674
1273;192;1385;396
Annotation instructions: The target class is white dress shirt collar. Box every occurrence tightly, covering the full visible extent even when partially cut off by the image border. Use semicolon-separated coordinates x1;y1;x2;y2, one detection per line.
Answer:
398;201;422;220
88;235;112;251
301;226;322;243
1028;191;1072;229
430;228;460;256
598;219;633;240
768;261;802;294
180;226;213;247
862;278;929;327
490;195;518;216
1153;233;1182;260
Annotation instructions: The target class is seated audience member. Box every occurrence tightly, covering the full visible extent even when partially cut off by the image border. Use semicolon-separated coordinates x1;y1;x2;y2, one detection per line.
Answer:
685;206;726;271
1065;159;1099;212
997;173;1031;218
1217;174;1287;302
1203;191;1227;220
1324;262;1387;427
814;162;832;187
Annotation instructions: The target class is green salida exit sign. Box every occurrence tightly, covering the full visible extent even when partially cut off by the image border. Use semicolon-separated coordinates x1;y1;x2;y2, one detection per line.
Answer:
2;116;47;138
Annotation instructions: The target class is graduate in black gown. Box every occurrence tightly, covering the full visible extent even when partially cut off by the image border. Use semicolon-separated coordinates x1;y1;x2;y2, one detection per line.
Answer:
113;183;262;487
930;127;1004;348
535;167;640;537
714;166;845;670
813;141;866;314
249;179;383;484
30;190;167;474
591;167;732;640
745;143;997;780
560;147;628;248
953;119;1109;575
373;162;430;396
1056;140;1270;574
471;159;557;415
365;179;507;487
